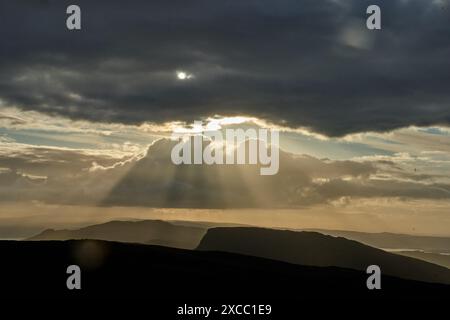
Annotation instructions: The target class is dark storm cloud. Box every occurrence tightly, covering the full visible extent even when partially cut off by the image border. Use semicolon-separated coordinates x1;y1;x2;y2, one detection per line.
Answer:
1;0;450;136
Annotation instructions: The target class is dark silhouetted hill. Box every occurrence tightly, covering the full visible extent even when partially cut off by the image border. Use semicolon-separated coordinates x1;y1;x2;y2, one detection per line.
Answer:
0;240;448;300
197;227;450;284
28;220;206;249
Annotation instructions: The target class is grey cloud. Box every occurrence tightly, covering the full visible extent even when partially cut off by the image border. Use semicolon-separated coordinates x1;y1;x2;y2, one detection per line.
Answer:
309;178;450;204
100;139;381;208
99;140;450;207
0;0;450;136
0;145;135;204
0;146;129;177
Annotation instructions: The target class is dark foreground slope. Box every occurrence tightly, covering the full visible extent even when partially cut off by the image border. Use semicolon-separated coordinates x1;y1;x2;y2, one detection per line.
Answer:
28;220;206;249
197;228;450;284
0;240;448;300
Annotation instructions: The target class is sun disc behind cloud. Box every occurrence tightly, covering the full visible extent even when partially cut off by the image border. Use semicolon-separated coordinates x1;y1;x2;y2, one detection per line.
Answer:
176;71;194;80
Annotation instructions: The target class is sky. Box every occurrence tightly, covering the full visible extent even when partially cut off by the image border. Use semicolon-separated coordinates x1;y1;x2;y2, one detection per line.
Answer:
0;0;450;237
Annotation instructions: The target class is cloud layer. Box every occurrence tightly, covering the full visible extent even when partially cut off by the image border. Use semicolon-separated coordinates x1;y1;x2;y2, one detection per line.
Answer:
1;138;449;208
1;0;450;136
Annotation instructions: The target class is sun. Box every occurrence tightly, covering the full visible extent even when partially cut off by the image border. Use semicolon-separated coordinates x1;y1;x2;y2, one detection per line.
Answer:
176;71;193;80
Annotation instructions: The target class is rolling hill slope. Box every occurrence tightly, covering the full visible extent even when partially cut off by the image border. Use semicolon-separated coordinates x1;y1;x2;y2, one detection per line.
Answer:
197;227;450;284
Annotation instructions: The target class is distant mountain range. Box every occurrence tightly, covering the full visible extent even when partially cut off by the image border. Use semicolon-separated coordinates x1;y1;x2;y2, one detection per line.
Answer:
305;229;450;254
0;240;448;300
28;220;206;249
394;250;450;269
27;219;450;285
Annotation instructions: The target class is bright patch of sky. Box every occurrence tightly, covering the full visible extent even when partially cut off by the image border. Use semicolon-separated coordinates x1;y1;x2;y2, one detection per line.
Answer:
1;107;450;172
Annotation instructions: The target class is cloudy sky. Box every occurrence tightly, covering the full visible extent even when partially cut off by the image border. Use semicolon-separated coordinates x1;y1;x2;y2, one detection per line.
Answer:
0;0;450;237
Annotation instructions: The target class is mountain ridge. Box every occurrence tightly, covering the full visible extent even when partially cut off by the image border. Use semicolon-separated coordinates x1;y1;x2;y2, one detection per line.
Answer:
197;227;450;284
28;219;206;249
